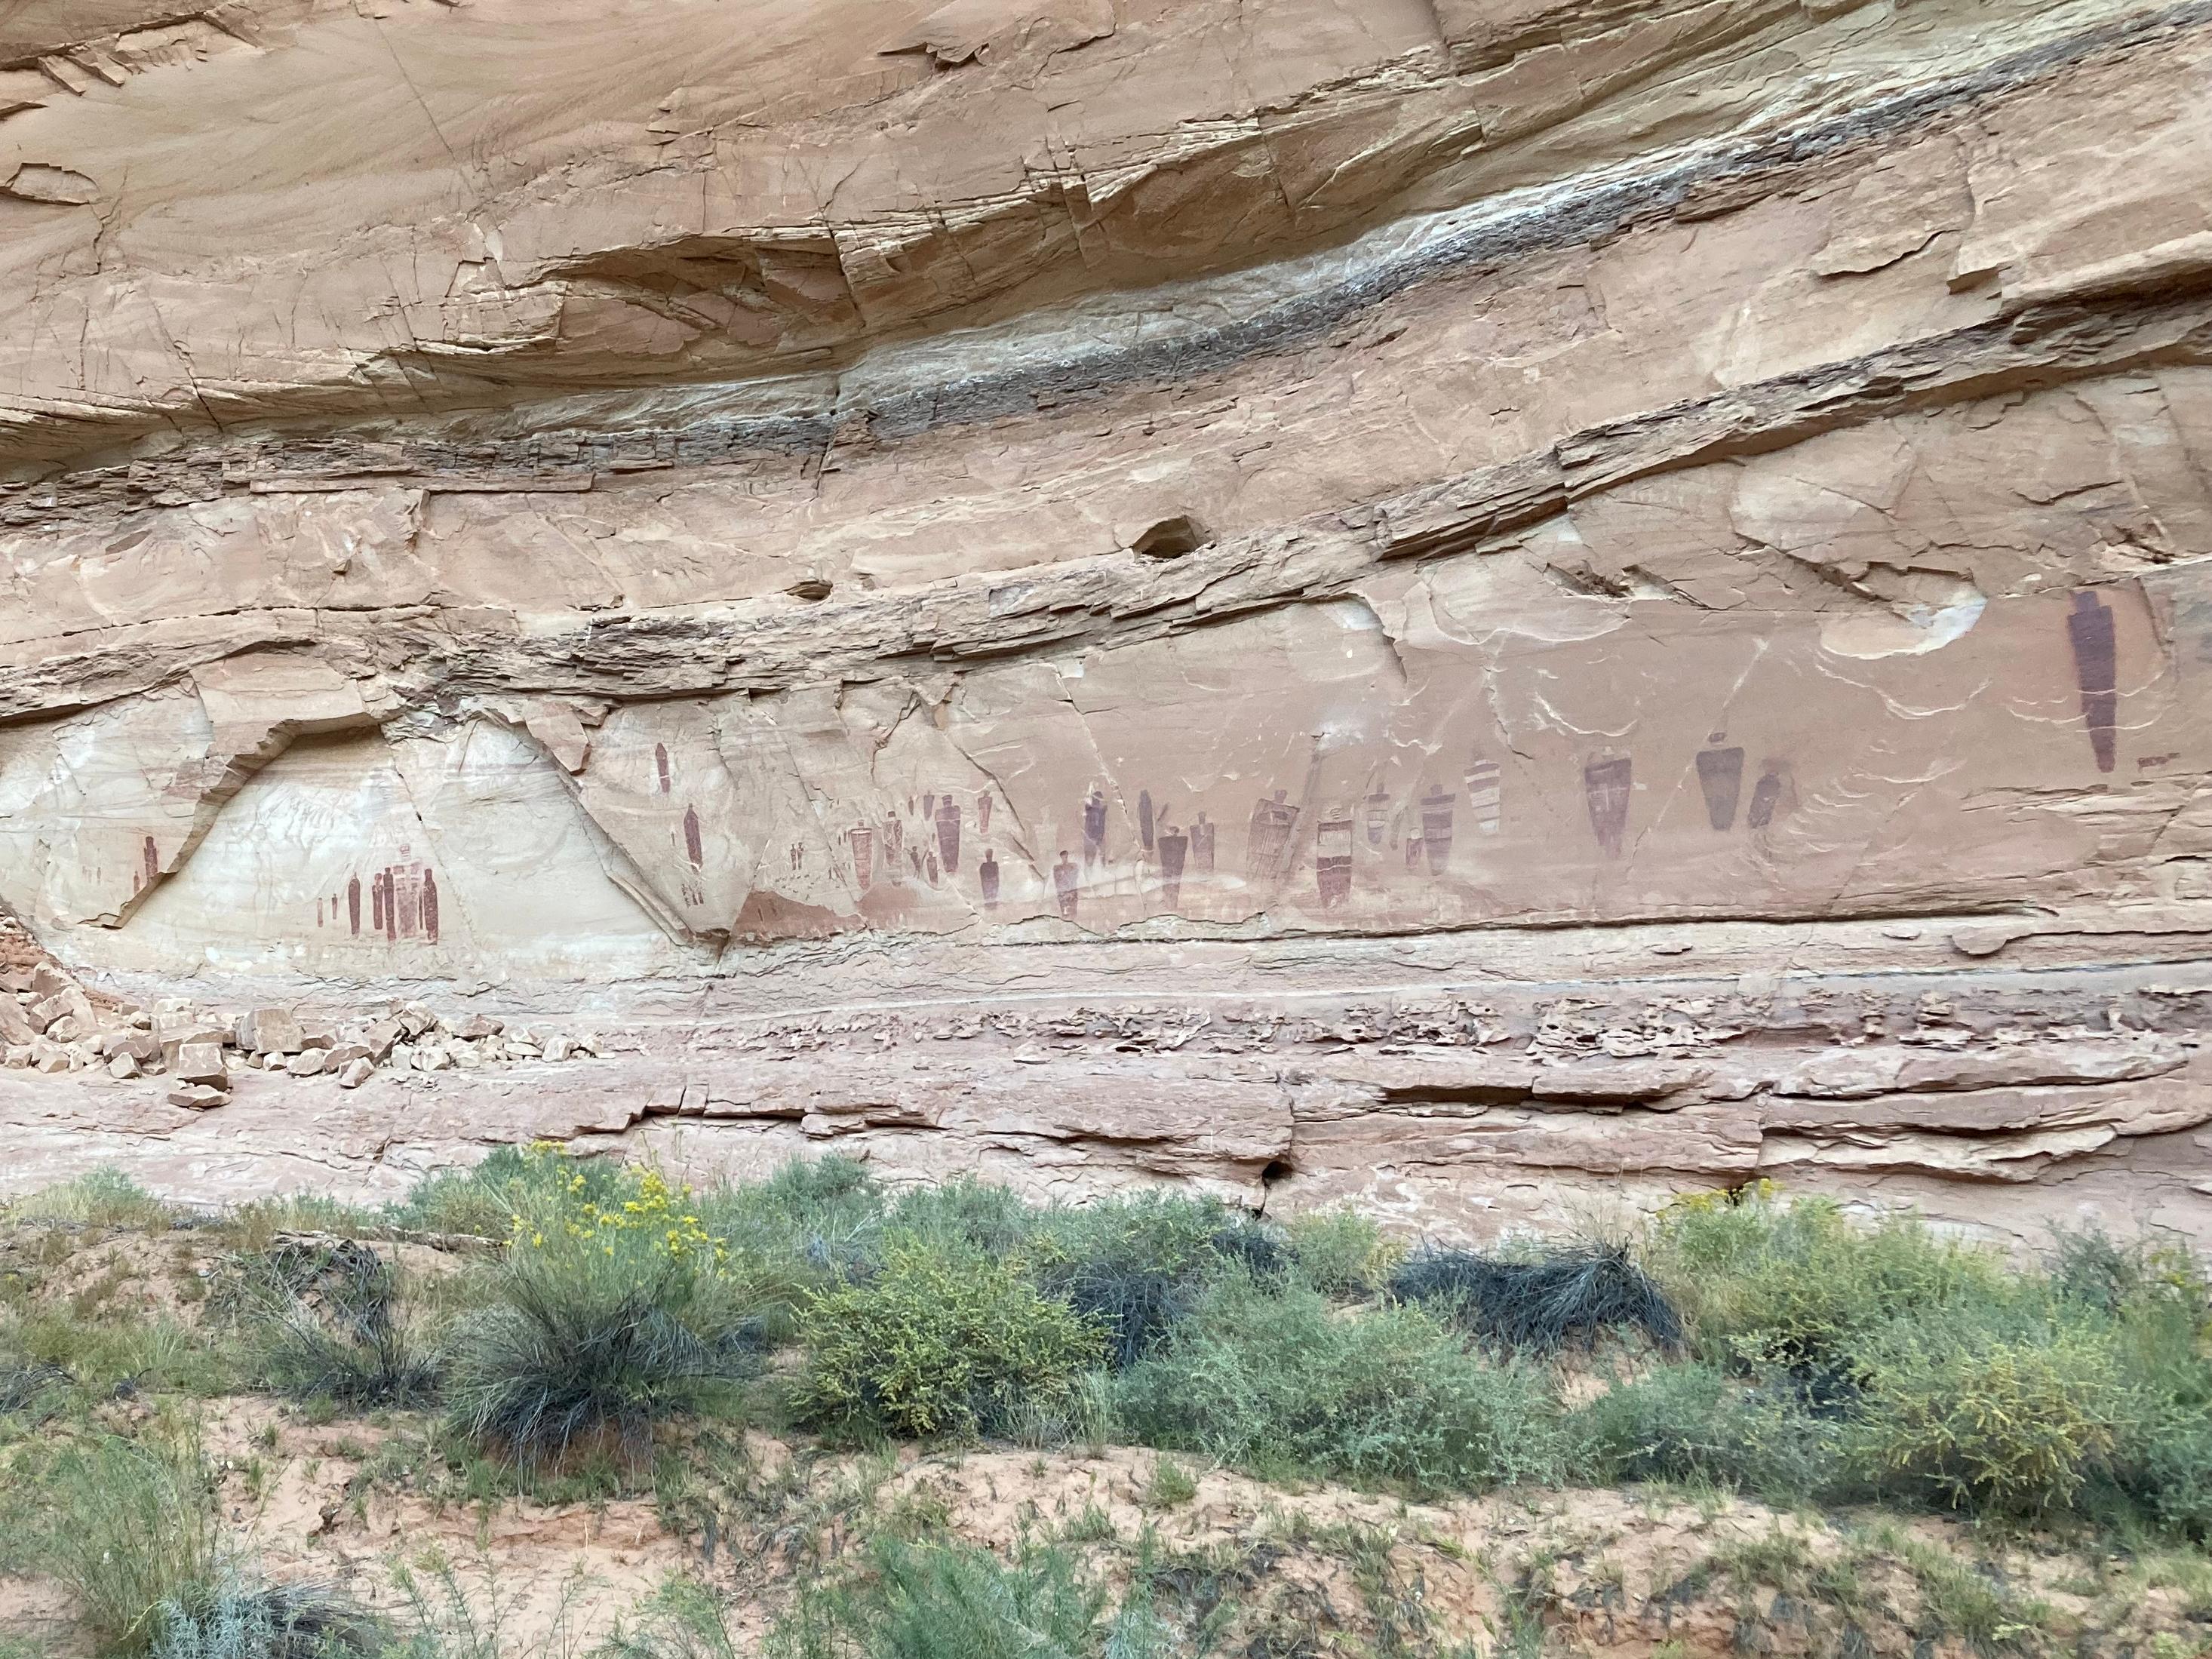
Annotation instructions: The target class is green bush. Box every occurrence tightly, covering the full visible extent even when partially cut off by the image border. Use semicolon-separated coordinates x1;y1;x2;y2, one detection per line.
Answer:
149;1571;386;1659
794;1237;1104;1439
1283;1208;1402;1298
35;1436;216;1656
694;1157;889;1328
1112;1277;1565;1494
766;1537;1165;1659
4;1167;173;1229
885;1177;1038;1258
229;1240;439;1409
1648;1186;2010;1383
594;1575;740;1659
1845;1312;2137;1513
444;1163;758;1464
1030;1191;1280;1371
389;1144;629;1239
1569;1361;1843;1501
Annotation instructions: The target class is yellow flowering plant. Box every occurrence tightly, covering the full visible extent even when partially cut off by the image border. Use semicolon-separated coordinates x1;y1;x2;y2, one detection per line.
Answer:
445;1147;760;1464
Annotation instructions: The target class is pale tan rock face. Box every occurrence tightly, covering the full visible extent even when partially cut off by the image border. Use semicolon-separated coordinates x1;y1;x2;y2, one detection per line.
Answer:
4;0;2212;1240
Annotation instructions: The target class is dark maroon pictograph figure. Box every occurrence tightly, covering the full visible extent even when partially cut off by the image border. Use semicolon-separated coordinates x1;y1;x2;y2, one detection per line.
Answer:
979;848;1001;909
1315;807;1354;907
1419;785;1455;875
421;868;439;943
142;834;159;890
925;852;939;885
684;805;703;868
1138;789;1156;853
977;792;992;834
348;875;361;935
923;793;935;822
1695;733;1745;830
1190;812;1215;874
935;795;960;874
2066;589;2119;773
1052;850;1080;920
849;826;874;891
655;743;671;795
883;817;904;881
1747;763;1786;830
1584;756;1633;858
1082;787;1108;868
1246;790;1299;881
1157;823;1189;908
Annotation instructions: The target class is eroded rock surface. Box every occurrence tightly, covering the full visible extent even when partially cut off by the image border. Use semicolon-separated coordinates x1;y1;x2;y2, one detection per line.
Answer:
4;0;2212;1239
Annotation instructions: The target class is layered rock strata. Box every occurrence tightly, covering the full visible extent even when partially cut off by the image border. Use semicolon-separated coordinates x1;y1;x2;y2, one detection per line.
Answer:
3;0;2211;1238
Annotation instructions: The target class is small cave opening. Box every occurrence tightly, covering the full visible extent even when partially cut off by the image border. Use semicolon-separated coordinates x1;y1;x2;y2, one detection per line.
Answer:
1261;1158;1295;1188
1130;514;1209;559
787;578;834;601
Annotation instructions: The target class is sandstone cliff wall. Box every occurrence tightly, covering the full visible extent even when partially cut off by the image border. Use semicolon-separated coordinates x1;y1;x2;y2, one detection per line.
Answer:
4;0;2211;1239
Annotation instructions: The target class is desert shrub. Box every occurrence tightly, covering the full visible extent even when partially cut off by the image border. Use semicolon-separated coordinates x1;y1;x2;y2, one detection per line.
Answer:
693;1157;890;1326
1569;1362;1844;1501
210;1194;381;1254
592;1575;741;1659
11;1308;230;1397
1113;1277;1565;1494
149;1571;386;1659
6;1167;172;1229
0;1325;68;1415
765;1537;1163;1659
389;1144;628;1239
444;1163;758;1464
1648;1186;2009;1389
1845;1311;2137;1513
884;1177;1037;1258
1392;1242;1682;1355
1283;1208;1402;1298
794;1237;1105;1439
35;1435;217;1655
1029;1193;1292;1370
223;1238;440;1409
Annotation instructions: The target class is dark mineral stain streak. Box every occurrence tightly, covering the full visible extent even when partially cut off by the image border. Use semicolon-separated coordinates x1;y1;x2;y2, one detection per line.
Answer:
2066;589;2120;773
1584;756;1633;859
1696;733;1745;830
